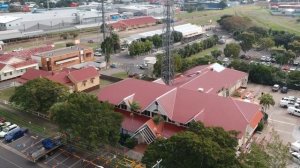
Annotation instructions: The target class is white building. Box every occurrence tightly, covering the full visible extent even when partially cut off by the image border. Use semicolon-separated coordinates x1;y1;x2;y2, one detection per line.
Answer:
0;16;22;31
0;56;38;81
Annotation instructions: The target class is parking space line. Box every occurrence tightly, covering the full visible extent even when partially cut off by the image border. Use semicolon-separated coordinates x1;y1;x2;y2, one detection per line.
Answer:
60;156;71;164
21;138;44;153
274;129;292;135
0;154;23;168
69;159;82;168
269;119;297;126
8;135;30;145
45;152;62;163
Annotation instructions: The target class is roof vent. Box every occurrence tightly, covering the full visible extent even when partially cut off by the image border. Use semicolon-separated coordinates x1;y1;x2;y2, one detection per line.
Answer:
197;88;204;92
210;67;214;71
196;71;201;74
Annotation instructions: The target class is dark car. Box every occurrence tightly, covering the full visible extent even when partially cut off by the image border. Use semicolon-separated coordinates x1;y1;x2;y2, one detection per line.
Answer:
4;128;28;143
281;86;288;93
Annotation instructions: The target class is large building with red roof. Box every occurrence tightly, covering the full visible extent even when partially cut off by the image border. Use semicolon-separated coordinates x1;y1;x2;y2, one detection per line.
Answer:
98;63;262;147
109;16;157;32
17;67;100;92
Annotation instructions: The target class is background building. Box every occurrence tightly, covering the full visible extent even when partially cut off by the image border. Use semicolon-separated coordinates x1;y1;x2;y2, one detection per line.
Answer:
32;45;94;71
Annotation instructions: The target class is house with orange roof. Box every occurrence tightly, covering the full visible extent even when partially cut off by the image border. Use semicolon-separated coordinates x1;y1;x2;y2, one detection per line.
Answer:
17;67;100;92
98;63;263;147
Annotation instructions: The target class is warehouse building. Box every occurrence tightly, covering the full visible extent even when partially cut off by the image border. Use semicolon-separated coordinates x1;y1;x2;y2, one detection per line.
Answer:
122;23;204;44
32;45;94;71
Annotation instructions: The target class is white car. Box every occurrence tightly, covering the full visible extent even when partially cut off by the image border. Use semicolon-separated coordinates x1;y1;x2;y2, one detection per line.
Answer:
260;56;267;61
288;106;300;116
280;99;299;108
0;122;11;131
0;124;19;138
12;48;23;52
292;152;300;164
94;52;102;56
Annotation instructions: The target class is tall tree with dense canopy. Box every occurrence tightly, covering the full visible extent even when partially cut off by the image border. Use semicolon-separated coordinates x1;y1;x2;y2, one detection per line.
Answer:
258;37;275;51
142;122;240;168
50;92;123;150
238;32;255;53
10;78;69;114
224;43;241;58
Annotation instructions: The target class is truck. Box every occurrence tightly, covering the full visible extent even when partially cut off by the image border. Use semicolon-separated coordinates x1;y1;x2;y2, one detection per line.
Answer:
27;136;62;162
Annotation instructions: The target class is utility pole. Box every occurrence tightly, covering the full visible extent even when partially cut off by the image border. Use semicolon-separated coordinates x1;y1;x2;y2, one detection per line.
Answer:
47;0;49;10
101;0;106;40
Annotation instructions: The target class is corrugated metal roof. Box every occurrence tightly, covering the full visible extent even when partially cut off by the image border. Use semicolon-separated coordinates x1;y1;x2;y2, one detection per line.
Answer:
0;16;21;24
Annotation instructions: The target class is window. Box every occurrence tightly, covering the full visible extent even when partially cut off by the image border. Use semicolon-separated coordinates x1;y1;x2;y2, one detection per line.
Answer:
90;78;95;83
10;72;13;75
8;24;11;27
3;73;6;77
82;80;87;86
142;110;150;117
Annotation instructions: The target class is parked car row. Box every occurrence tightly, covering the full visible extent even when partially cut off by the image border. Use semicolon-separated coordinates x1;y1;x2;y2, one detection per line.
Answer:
272;84;288;93
291;141;300;165
280;96;300;108
0;118;28;143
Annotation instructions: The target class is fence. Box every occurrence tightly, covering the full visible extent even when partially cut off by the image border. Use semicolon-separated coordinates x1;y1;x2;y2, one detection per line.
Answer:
100;74;123;83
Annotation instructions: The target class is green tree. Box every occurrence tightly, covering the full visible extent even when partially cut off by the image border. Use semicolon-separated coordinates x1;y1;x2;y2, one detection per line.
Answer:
248;26;268;39
172;31;183;43
219;0;227;9
151;34;162;48
50;92;123;150
238;32;255;53
224;43;241;58
10;78;69;114
101;37;114;65
258;37;275;51
111;33;121;52
211;49;222;59
288;40;300;56
240;143;270;168
217;15;252;32
258;93;275;113
142;122;239;168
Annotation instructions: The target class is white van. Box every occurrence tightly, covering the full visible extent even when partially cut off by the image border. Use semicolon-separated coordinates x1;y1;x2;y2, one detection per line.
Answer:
0;124;19;138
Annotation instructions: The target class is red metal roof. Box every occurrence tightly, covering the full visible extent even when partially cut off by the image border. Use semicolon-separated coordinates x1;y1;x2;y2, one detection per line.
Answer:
46;71;72;86
68;67;99;83
10;60;37;68
116;109;149;133
17;68;50;83
109;22;128;30
121;16;156;27
173;63;247;94
99;77;262;138
0;63;6;70
98;78;175;109
0;46;53;61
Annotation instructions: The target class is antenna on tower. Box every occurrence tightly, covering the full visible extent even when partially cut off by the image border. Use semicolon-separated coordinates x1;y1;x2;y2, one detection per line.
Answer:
161;0;175;85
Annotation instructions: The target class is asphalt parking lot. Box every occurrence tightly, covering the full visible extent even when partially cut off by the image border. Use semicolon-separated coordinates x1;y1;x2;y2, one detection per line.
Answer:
246;83;300;144
0;131;106;168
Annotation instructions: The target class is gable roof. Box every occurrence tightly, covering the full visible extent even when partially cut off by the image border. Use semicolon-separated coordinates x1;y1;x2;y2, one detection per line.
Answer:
98;78;175;109
17;68;50;82
0;63;6;71
98;78;262;138
121;16;156;27
10;60;37;68
68;67;99;83
173;63;247;94
46;71;72;86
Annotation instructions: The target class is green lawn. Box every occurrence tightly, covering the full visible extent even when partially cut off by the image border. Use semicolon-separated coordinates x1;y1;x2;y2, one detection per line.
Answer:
177;5;300;35
0;108;56;136
187;45;221;60
0;87;15;101
111;71;128;79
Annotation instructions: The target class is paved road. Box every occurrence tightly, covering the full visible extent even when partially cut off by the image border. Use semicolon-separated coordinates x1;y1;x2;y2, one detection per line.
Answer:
0;145;41;168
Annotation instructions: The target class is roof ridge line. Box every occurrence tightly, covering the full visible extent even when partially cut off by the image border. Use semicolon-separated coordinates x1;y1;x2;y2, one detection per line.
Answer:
169;89;178;119
179;69;209;88
142;87;177;112
232;98;250;123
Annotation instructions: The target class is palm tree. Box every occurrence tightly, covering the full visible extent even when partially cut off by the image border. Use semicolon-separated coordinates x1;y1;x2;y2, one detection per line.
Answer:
129;101;141;113
258;93;275;113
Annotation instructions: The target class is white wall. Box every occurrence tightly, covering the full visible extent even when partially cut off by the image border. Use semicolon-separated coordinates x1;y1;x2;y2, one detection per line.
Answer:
0;64;38;81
